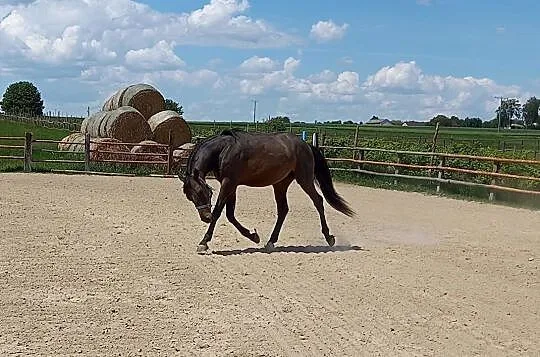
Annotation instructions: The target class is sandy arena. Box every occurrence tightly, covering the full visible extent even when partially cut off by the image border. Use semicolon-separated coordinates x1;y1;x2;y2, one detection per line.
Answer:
0;173;538;356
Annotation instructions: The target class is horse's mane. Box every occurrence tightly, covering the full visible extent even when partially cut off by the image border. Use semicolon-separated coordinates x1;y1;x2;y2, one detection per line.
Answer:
184;129;244;176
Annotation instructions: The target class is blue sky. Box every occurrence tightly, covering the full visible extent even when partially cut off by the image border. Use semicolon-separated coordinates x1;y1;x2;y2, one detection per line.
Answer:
0;0;539;122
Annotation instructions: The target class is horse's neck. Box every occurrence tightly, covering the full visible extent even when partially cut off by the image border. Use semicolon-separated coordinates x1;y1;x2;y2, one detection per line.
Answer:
193;137;228;177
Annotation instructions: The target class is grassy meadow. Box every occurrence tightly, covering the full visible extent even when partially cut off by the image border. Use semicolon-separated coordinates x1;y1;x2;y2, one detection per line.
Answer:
1;118;539;208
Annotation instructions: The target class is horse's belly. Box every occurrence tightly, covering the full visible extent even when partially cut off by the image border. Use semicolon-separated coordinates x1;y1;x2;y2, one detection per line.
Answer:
239;160;294;186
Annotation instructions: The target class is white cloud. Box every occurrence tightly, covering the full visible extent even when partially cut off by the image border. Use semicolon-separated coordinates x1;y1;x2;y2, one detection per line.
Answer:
310;20;349;42
239;56;278;72
125;41;185;70
362;61;523;119
0;0;298;68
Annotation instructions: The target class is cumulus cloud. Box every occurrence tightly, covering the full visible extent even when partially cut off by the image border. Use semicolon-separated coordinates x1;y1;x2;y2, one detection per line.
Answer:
310;20;349;42
239;56;278;73
0;0;298;67
125;41;185;70
362;61;522;119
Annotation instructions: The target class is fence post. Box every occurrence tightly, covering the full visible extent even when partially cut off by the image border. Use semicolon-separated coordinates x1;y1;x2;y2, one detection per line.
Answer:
352;124;359;159
358;149;364;171
166;130;174;175
488;161;501;201
24;131;32;172
312;132;318;147
394;154;401;185
429;122;440;173
84;133;90;171
436;156;445;193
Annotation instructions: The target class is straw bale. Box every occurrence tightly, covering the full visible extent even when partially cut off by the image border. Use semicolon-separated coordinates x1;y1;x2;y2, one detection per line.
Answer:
81;107;152;143
89;138;131;162
172;142;195;169
58;132;85;152
130;140;168;162
102;83;165;120
147;110;192;148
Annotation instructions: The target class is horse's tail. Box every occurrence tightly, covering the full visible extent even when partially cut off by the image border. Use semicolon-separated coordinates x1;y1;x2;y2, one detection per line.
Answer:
310;144;355;217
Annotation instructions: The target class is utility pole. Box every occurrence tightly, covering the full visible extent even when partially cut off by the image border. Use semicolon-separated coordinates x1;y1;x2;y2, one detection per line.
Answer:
252;99;257;124
494;96;506;132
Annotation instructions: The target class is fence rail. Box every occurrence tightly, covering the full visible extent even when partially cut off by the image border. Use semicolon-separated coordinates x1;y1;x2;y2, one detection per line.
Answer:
1;132;183;175
319;137;540;200
2;131;539;202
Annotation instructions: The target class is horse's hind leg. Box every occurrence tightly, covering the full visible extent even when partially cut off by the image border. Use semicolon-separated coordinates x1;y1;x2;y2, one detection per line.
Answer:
226;192;260;244
265;174;294;251
295;174;335;247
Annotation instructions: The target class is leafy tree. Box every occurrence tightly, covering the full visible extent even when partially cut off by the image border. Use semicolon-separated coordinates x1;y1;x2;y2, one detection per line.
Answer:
463;117;482;128
0;81;44;116
164;98;184;115
266;116;290;131
495;98;521;128
522;96;540;127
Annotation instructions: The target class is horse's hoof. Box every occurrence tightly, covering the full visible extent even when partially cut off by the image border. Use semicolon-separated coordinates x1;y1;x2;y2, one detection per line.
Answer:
196;244;209;254
264;241;274;252
249;230;260;244
326;235;335;247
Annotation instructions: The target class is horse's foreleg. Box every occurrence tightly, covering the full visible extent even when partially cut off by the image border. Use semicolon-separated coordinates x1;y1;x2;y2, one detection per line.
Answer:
265;175;293;251
226;192;260;244
198;179;235;253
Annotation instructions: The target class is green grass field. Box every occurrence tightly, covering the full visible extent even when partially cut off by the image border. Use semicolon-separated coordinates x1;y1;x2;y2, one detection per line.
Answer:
1;118;539;208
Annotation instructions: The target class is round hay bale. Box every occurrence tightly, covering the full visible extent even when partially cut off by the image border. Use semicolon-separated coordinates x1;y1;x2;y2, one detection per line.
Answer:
58;132;85;152
172;142;196;169
147;110;192;148
102;83;165;120
130;140;168;162
90;137;130;162
81;107;152;143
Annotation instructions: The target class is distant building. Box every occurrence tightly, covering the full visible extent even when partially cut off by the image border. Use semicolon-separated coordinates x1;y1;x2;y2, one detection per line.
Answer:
365;118;393;126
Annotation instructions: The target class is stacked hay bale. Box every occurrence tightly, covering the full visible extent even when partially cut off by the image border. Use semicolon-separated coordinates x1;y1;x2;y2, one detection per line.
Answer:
130;140;168;162
81;106;152;143
147;110;191;148
58;132;85;152
172;142;196;170
102;83;166;121
58;83;193;168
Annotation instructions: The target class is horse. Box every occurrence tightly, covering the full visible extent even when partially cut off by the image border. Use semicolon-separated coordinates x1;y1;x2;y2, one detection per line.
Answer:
178;129;355;254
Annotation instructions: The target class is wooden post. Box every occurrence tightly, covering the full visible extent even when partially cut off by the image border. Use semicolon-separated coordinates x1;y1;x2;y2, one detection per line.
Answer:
24;132;32;172
394;154;401;185
436;156;445;193
312;132;318;147
429;122;440;173
358;149;364;170
489;161;501;201
352;124;359;159
166;130;174;175
84;133;90;171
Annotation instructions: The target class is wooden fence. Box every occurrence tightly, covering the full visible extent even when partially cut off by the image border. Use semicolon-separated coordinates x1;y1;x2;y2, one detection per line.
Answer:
2;131;539;202
318;139;540;200
0;132;182;177
0;113;83;131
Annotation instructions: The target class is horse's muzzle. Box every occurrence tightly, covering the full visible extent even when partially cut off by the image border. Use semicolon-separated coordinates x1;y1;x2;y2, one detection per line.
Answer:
199;209;212;223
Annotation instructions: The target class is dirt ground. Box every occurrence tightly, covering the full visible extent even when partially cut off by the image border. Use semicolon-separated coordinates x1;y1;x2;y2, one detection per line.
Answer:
0;173;538;356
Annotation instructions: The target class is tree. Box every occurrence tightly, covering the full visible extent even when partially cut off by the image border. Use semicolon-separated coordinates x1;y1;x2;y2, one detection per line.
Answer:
463;117;482;128
495;98;521;128
164;98;184;115
0;81;44;116
522;96;540;128
266;116;290;131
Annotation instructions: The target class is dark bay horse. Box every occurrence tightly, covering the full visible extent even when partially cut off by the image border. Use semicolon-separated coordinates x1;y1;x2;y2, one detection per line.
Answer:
178;129;355;254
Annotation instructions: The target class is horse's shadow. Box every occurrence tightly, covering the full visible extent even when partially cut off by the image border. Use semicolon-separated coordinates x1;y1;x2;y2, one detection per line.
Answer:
212;244;366;256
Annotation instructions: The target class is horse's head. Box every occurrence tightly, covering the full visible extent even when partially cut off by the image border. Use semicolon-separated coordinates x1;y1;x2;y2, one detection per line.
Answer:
180;171;213;223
